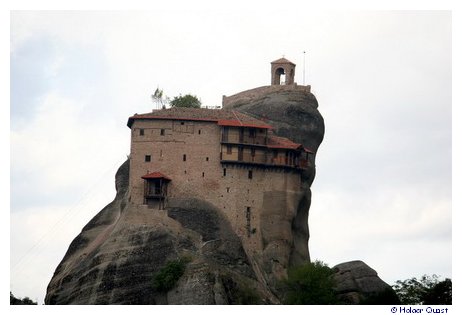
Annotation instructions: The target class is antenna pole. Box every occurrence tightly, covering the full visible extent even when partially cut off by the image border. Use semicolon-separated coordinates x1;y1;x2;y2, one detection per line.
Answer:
303;51;306;85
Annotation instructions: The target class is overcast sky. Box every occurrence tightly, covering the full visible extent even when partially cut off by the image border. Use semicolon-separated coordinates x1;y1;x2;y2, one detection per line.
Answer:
8;8;453;304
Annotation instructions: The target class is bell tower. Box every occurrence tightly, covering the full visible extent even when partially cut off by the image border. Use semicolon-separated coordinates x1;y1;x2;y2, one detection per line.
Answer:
271;57;296;85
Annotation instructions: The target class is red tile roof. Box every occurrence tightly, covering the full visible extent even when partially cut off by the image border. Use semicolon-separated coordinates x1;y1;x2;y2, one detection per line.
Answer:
127;108;271;129
141;172;172;181
217;119;272;129
267;135;303;150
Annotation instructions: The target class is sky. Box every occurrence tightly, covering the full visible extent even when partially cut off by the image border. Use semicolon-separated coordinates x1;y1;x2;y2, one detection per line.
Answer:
7;7;455;305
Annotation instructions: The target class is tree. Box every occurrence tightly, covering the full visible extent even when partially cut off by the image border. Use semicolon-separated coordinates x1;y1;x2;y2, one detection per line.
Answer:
151;87;169;109
282;260;339;304
10;292;37;305
170;94;201;108
422;278;452;305
392;275;452;305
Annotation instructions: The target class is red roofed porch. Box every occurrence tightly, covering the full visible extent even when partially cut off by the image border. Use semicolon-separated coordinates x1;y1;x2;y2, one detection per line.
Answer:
141;172;172;181
142;171;171;209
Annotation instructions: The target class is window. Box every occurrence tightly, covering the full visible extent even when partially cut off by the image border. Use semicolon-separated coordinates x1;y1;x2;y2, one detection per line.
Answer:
183;154;186;161
202;172;205;177
248;170;253;179
145;155;151;162
198;129;201;135
160;129;165;136
227;145;232;154
139;129;144;136
222;127;229;142
246;207;251;237
227;187;230;193
249;128;256;138
251;147;256;157
148;180;162;196
181;122;185;125
223;168;227;177
206;157;209;161
238;147;243;161
273;150;278;158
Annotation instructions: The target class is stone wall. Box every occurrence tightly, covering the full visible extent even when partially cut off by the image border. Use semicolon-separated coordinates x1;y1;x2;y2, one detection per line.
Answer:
129;119;307;274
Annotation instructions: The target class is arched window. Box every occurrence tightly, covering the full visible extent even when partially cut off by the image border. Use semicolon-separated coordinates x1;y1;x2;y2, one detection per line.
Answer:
274;67;285;85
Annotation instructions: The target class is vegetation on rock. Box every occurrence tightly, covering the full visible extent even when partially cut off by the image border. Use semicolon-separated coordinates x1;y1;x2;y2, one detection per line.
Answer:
152;257;191;293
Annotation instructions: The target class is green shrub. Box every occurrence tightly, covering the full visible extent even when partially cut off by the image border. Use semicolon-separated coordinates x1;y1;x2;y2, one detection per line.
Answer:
282;260;339;305
153;258;190;292
170;94;201;108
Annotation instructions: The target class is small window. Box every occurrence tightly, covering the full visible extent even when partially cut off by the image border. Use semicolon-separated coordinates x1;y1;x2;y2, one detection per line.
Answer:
246;207;251;237
248;170;253;179
198;129;201;135
227;145;232;154
206;157;209;161
181;122;185;125
223;168;227;177
251;147;256;157
160;129;165;136
202;172;205;177
183;154;186;161
139;129;144;136
226;187;230;193
145;155;151;162
249;128;256;138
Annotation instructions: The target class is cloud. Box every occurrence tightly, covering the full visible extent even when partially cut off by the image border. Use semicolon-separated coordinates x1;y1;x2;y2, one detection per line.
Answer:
11;90;129;211
309;187;452;283
10;36;56;124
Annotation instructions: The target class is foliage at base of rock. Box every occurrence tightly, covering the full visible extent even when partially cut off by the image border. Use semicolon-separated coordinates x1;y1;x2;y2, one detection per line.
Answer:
393;275;452;305
360;288;401;305
282;260;339;305
220;274;261;305
10;292;37;305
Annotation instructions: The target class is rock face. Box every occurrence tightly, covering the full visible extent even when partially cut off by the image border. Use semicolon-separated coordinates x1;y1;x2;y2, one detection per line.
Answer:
46;160;277;304
45;88;325;304
332;261;399;304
